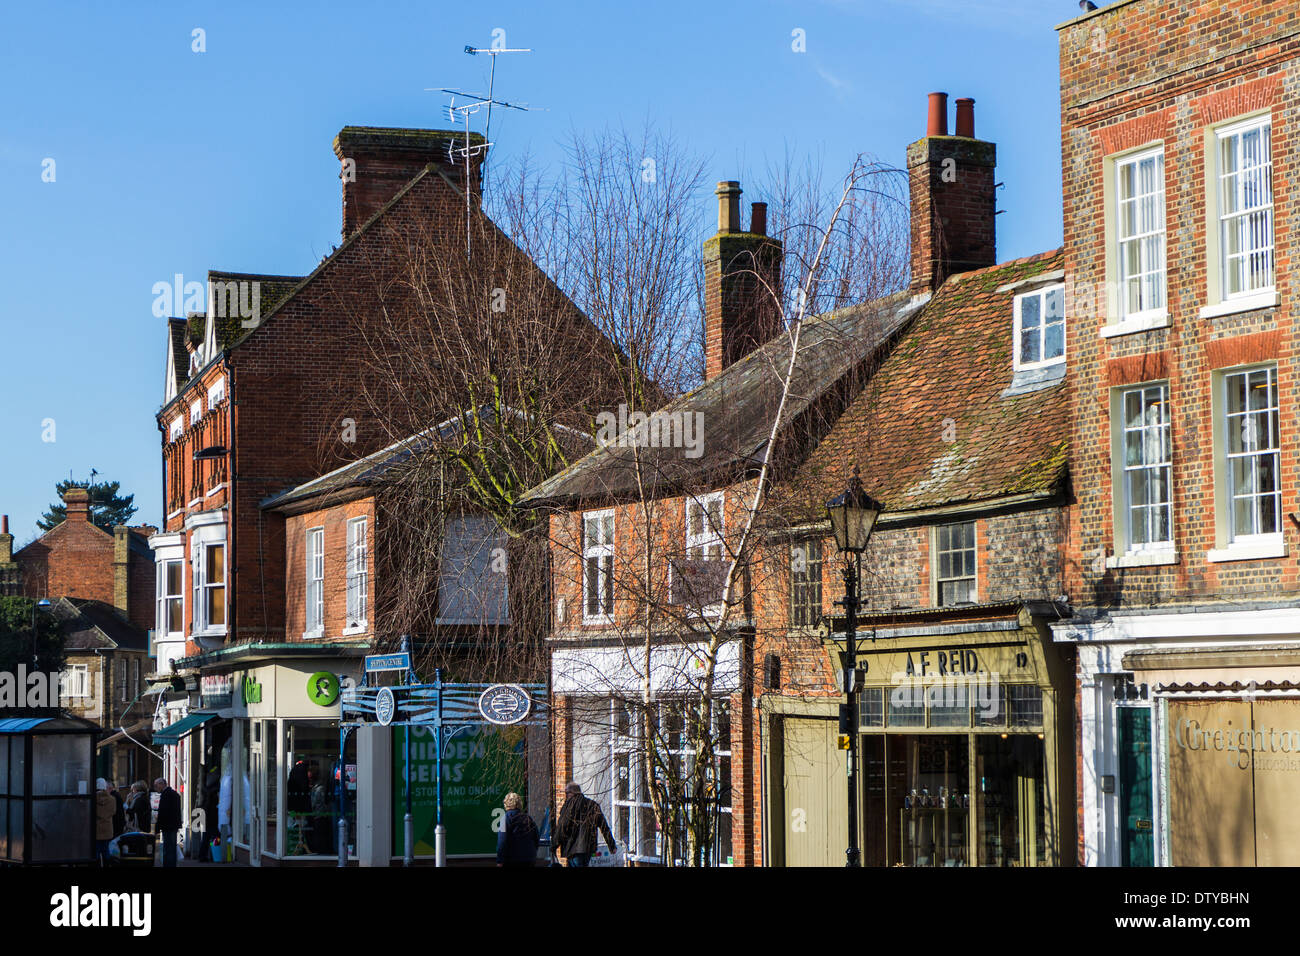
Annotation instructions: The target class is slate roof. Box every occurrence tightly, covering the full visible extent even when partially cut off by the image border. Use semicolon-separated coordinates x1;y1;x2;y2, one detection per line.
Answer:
517;290;928;508
780;249;1068;520
168;318;190;393
52;598;149;652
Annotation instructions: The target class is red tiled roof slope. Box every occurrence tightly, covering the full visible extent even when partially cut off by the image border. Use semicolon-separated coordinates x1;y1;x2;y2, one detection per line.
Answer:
784;248;1067;517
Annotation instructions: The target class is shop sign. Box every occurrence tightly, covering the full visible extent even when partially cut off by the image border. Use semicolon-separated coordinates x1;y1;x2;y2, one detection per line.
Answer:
201;673;232;708
477;684;531;725
365;652;411;674
392;725;527;856
308;672;340;707
242;675;263;705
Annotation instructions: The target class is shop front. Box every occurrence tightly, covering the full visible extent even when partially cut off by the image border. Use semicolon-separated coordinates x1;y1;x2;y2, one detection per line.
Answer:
1123;642;1300;867
767;603;1075;867
198;651;365;865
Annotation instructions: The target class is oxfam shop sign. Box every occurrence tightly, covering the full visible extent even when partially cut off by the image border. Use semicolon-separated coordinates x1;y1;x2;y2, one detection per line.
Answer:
392;725;526;857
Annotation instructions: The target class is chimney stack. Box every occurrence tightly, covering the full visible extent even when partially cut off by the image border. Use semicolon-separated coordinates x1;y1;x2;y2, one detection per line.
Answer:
908;93;997;294
703;182;783;380
64;487;92;523
0;515;16;597
113;526;130;617
332;126;487;239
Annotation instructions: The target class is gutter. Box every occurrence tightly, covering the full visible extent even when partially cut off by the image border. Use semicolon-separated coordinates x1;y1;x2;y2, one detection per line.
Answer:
174;640;371;672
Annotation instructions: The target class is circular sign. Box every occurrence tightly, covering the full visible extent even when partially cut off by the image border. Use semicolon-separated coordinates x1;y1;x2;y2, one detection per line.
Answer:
477;684;531;725
308;672;340;707
375;687;396;726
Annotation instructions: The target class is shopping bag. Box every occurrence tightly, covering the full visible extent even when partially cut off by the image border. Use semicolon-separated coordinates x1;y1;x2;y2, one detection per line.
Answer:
589;844;625;867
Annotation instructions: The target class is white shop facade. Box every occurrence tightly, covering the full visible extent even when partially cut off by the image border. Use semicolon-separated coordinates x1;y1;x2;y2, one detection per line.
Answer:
1054;604;1300;868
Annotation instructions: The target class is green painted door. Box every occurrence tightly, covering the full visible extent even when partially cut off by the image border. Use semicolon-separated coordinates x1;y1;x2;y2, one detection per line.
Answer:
1118;707;1153;867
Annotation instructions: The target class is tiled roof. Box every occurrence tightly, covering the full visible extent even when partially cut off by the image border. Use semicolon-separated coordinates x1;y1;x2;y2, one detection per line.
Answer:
205;271;303;351
53;598;149;652
518;291;927;507
780;249;1067;519
167;318;189;393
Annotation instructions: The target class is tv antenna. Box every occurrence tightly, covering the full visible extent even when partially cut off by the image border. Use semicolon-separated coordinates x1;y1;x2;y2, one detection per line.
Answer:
426;44;536;260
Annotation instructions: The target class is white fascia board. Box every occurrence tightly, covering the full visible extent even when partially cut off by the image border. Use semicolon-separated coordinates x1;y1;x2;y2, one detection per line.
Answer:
552;640;740;696
1054;607;1300;646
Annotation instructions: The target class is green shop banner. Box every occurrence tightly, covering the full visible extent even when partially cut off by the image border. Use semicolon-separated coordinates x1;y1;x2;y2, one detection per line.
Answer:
392;724;527;856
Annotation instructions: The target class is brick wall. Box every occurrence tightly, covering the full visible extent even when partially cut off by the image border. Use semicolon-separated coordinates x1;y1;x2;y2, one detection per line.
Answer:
1060;0;1300;607
283;498;375;643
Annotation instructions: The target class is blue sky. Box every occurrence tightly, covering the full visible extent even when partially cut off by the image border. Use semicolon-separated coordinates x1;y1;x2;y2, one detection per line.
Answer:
0;0;1072;542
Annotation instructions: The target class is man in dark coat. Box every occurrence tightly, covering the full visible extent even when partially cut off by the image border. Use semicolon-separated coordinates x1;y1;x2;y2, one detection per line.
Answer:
554;782;616;867
153;777;183;867
108;781;126;837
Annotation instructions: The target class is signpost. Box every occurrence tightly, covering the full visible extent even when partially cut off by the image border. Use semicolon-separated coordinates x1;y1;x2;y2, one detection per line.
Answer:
340;641;546;868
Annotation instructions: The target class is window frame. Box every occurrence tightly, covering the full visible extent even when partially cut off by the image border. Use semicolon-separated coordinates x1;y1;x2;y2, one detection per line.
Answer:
207;377;226;408
1214;115;1274;303
305;527;325;638
169;417;183;441
1114;145;1167;324
60;664;89;700
345;517;368;632
933;521;977;607
1113;382;1175;555
789;537;823;628
581;509;615;624
191;540;227;636
1012;285;1066;372
190;399;203;425
1222;365;1281;542
157;558;185;637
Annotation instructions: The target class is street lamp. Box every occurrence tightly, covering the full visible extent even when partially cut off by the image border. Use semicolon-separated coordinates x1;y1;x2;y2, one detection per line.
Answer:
31;598;52;664
825;467;883;868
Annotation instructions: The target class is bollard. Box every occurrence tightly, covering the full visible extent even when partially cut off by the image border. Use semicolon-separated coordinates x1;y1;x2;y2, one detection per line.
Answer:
435;824;446;868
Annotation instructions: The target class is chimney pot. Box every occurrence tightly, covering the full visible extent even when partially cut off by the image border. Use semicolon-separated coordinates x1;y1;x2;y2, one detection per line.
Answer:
955;98;976;138
750;202;767;236
716;181;742;233
1;516;7;534
926;92;949;137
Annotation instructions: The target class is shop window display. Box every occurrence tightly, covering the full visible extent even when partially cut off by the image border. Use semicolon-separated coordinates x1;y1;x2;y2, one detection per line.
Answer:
284;721;356;856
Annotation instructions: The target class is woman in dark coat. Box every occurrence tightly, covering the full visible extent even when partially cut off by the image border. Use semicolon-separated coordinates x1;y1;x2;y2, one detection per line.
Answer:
496;792;539;867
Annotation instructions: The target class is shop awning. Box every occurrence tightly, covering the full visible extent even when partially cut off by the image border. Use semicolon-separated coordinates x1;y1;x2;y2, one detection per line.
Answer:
153;711;219;746
97;720;155;750
143;680;174;696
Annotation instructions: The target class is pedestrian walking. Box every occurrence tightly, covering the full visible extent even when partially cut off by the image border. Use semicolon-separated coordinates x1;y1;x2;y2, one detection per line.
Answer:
94;779;115;866
153;777;182;867
496;792;540;867
554;781;616;867
125;780;152;832
108;780;126;837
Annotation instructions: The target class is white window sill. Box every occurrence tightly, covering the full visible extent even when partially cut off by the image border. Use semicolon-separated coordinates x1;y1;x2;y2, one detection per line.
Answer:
1012;358;1066;375
1106;550;1178;569
166;509;184;521
1199;291;1279;320
342;623;368;636
302;628;325;641
187;498;203;509
192;627;227;639
1100;312;1169;338
1206;539;1288;563
205;484;227;498
581;615;615;627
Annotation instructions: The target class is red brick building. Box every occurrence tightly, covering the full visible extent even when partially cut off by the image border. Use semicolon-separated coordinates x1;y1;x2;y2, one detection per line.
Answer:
9;488;154;632
149;124;619;864
523;96;1077;867
1053;0;1300;867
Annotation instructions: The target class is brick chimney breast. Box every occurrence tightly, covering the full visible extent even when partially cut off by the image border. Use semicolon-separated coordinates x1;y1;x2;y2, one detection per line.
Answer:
703;181;784;380
332;126;488;239
908;94;997;294
64;487;92;522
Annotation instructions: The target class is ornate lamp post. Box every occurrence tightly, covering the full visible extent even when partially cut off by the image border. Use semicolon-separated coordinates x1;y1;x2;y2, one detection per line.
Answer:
31;598;51;664
825;467;883;868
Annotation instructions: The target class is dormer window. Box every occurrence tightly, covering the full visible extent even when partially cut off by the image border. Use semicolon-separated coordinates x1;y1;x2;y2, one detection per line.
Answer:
1013;285;1065;372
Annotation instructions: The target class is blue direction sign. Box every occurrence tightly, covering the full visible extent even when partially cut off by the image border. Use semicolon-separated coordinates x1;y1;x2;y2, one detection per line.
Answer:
365;652;412;673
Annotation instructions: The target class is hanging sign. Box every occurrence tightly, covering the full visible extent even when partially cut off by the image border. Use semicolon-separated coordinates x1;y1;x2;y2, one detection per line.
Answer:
477;684;531;725
376;687;396;726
